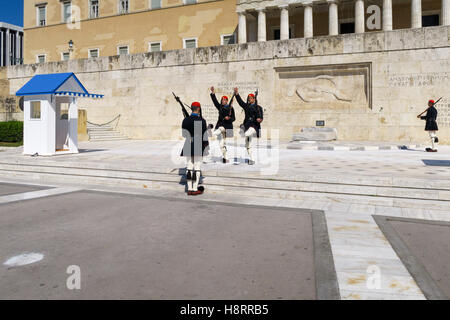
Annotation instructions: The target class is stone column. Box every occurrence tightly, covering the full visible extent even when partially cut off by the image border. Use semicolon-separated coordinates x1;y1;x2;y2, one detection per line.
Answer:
5;28;10;66
280;5;289;40
0;30;3;66
355;0;365;33
411;0;422;28
328;0;339;35
16;31;21;64
257;9;267;42
238;11;247;44
304;1;314;38
443;0;450;26
382;0;393;31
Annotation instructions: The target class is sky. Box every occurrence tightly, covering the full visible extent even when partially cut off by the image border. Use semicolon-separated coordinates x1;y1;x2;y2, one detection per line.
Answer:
0;0;24;27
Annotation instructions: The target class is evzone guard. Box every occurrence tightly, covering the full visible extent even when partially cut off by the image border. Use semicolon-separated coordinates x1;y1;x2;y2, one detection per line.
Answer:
209;86;236;163
417;98;440;152
234;87;264;165
173;93;209;195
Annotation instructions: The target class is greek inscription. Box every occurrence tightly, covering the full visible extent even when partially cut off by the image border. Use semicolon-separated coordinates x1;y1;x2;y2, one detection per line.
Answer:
389;72;450;87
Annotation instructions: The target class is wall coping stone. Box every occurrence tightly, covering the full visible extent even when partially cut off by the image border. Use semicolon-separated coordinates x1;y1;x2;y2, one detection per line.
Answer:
4;26;450;79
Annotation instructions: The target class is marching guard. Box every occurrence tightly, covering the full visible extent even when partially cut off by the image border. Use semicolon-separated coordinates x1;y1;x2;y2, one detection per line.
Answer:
210;86;236;163
180;101;209;195
234;87;264;165
417;99;439;152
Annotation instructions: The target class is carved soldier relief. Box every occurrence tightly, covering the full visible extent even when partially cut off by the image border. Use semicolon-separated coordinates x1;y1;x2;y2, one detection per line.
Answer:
275;63;372;110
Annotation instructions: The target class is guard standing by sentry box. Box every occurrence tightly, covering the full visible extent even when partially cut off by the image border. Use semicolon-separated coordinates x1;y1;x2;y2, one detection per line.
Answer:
15;73;103;156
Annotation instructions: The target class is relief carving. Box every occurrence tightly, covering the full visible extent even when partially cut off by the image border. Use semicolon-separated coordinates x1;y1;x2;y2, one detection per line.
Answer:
295;75;353;103
275;63;372;109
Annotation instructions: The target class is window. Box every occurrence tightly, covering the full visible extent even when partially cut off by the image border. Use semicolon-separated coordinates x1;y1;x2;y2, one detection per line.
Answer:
149;42;161;52
62;52;70;61
221;34;234;45
62;1;72;23
89;49;99;58
422;14;440;27
118;46;129;55
37;55;46;63
60;103;69;120
37;5;46;26
90;0;99;18
340;22;355;34
184;0;196;4
30;101;41;119
183;38;197;49
272;26;293;40
151;0;161;9
119;0;129;14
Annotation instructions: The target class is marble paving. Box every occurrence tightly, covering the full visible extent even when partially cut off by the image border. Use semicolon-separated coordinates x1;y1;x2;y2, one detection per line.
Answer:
0;139;449;300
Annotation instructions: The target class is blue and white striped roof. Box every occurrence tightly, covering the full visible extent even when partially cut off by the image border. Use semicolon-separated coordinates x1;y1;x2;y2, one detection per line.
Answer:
16;72;104;99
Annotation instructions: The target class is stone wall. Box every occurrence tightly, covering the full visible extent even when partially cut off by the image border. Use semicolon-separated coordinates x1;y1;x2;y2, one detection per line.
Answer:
4;26;450;143
0;68;22;122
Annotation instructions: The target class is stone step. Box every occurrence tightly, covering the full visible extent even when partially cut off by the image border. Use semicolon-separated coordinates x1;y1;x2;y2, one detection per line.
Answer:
87;127;114;131
87;125;127;141
2;158;449;190
0;162;449;210
88;137;128;141
88;132;125;137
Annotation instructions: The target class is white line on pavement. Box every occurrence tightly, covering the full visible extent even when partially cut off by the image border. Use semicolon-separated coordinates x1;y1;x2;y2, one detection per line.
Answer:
0;187;82;204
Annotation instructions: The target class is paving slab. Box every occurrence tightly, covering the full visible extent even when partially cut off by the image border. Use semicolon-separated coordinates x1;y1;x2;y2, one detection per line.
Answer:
0;191;338;300
0;182;49;196
374;216;450;300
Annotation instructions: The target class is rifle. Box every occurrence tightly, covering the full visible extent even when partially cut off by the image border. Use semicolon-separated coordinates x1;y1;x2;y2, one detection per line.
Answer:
254;89;262;120
417;97;442;117
172;92;205;120
228;93;235;117
172;92;190;118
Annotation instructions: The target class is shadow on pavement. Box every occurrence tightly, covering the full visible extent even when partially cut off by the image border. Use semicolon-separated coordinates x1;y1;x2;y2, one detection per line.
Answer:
422;159;450;166
78;149;107;154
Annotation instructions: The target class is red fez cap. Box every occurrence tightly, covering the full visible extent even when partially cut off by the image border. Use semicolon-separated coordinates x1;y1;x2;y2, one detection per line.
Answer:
429;99;435;104
191;102;201;108
221;96;228;101
248;93;255;98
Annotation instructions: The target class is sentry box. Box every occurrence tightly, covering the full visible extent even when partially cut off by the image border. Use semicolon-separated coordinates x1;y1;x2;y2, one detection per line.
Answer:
15;73;103;156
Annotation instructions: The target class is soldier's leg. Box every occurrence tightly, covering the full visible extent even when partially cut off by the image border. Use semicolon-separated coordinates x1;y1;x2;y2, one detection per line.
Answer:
212;127;226;159
193;156;202;192
217;127;227;159
245;127;256;163
429;131;437;150
186;157;194;191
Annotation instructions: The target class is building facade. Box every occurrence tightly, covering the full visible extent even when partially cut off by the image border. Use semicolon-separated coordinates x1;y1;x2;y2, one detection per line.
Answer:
0;22;24;67
3;0;449;143
236;0;449;43
23;0;238;64
23;0;449;64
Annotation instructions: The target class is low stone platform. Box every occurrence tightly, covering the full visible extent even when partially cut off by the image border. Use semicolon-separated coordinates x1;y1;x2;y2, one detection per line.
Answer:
0;140;449;212
292;127;338;142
